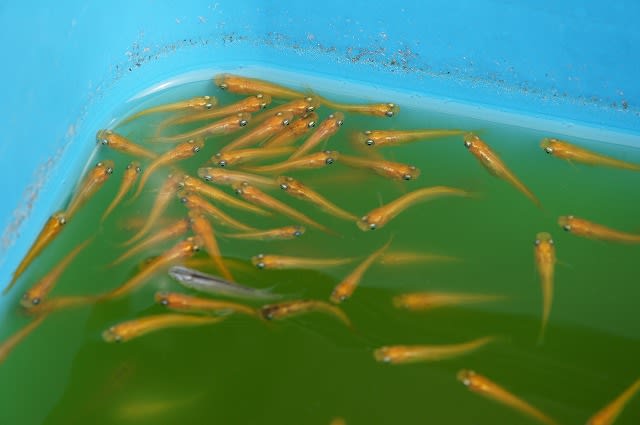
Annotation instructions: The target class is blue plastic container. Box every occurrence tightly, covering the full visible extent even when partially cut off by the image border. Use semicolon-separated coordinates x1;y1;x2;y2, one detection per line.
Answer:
1;1;639;305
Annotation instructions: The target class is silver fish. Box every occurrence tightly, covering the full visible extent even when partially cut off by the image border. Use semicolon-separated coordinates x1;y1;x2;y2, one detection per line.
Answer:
168;266;282;301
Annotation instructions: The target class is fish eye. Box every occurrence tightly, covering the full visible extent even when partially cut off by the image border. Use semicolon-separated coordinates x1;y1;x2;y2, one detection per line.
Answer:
385;111;394;117
100;138;109;145
114;335;122;343
239;119;248;127
58;216;67;225
203;175;213;181
96;161;103;167
282;119;290;126
325;157;335;165
160;298;169;306
31;297;40;305
563;224;571;232
234;188;243;195
218;160;227;167
464;141;472;148
336;119;344;126
135;166;142;173
205;103;213;109
177;182;185;190
106;167;114;175
366;139;375;146
306;106;315;112
293;230;302;237
307;120;317;128
219;83;228;90
256;262;265;269
369;223;377;230
328;113;335;119
180;197;188;204
260;102;268;109
545;147;553;154
403;174;412;181
193;146;201;153
549;239;555;245
192;245;201;252
279;183;289;190
534;239;540;246
126;163;133;169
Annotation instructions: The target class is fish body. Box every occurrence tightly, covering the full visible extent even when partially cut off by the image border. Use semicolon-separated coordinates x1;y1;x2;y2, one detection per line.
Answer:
232;182;333;234
354;128;466;147
358;186;471;231
277;176;357;221
66;160;115;219
168;265;282;301
534;232;556;343
374;336;496;364
213;146;295;167
379;252;460;266
4;212;67;294
187;211;234;282
102;313;224;343
103;236;202;300
541;138;640;171
96;130;157;160
214;73;309;99
330;239;391;303
112;218;190;265
197;167;277;188
393;292;505;311
457;369;560;425
263;112;319;147
101;161;141;222
316;95;399;117
21;238;92;308
340;154;420;181
559;215;640;243
222;225;305;241
289;112;344;160
132;138;204;200
220;111;294;152
243;150;339;174
155;291;259;318
0;315;48;365
179;192;257;232
252;98;320;125
157;113;251;143
251;254;353;270
586;377;640;425
464;133;541;207
122;95;216;124
260;299;352;327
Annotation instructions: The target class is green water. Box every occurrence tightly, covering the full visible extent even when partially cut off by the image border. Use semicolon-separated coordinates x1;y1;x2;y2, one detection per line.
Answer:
1;70;640;425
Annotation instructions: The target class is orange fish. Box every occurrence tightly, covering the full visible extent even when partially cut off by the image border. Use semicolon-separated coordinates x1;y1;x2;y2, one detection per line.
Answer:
123;173;183;246
157;113;251;143
559;215;640;243
541;138;640;171
96;130;157;160
251;254;353;270
340;154;420;181
101;161;142;222
213;146;295;167
112;218;191;265
289;112;344;160
3;211;67;294
102;313;224;343
393;291;505;312
179;174;270;216
330;239;391;303
379;251;460;266
187;210;234;282
122;95;216;124
464;133;541;207
232;181;333;234
251;97;320;125
21;237;92;308
358;186;471;231
66;160;115;219
132;138;204;200
155;291;259;318
0;315;48;365
196;167;277;189
179;192;257;232
221;225;305;241
374;336;496;365
457;369;560;425
262;112;319;148
155;94;271;134
277;176;357;221
103;236;203;301
260;299;352;327
315;95;399;117
534;232;556;344
353;128;466;148
214;73;309;99
242;150;339;174
219;111;294;152
586;377;640;425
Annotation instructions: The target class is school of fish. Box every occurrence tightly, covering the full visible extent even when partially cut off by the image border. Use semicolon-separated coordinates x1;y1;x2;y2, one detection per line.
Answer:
2;73;640;425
